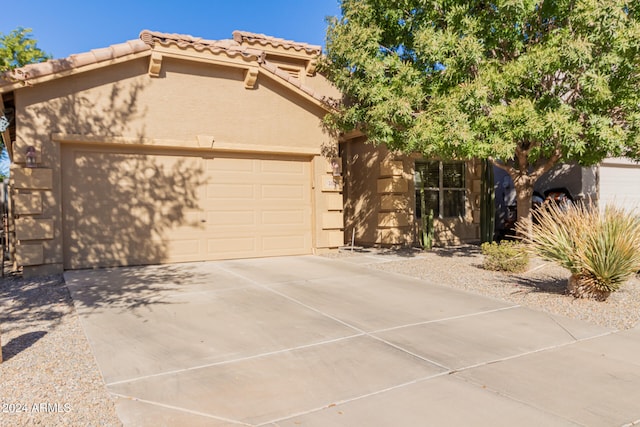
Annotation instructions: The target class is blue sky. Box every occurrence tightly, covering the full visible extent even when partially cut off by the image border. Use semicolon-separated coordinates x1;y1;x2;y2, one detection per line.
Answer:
2;0;341;59
1;1;342;176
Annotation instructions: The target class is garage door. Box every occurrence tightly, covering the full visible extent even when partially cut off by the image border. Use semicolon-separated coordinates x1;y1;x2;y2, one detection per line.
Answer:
61;145;312;269
599;158;640;214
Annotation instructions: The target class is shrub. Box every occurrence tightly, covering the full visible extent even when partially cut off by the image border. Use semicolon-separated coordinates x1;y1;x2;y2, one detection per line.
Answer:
481;241;530;273
518;202;640;301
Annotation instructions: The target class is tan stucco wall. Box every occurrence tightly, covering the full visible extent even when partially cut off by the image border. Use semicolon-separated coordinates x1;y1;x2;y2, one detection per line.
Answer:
343;139;481;248
10;55;342;275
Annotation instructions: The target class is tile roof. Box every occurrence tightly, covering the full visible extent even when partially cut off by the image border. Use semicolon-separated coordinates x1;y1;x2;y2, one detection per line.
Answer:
137;30;333;107
233;31;322;56
0;30;336;109
139;30;265;62
0;40;149;87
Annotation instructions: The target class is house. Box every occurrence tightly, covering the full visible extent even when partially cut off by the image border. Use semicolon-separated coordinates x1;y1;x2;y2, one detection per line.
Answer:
339;138;484;247
0;30;345;277
2;30;637;277
598;158;640;213
339;138;637;247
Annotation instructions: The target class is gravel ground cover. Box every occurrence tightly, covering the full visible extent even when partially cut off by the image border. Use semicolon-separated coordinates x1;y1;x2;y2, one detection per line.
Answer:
328;244;640;331
0;269;121;427
1;246;638;426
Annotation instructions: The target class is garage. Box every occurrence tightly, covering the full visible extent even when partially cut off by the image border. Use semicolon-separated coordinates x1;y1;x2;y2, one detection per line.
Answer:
599;158;640;214
61;144;312;269
4;29;344;276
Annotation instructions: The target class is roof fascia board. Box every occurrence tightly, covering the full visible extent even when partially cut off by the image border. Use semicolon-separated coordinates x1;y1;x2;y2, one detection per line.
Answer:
257;68;331;113
246;46;319;76
152;45;259;70
0;51;152;92
151;46;261;88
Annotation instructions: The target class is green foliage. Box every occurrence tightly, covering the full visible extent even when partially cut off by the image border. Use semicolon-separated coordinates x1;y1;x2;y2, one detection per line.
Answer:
323;0;640;225
519;202;640;300
0;27;50;73
0;27;50;151
481;241;530;273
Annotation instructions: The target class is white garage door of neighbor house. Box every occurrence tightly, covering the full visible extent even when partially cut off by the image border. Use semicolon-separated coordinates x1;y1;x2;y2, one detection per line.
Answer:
599;158;640;213
61;145;313;269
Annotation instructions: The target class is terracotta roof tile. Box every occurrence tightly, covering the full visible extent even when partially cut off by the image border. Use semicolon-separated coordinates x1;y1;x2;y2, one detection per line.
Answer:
0;29;336;110
69;52;96;68
233;31;322;56
139;30;265;62
0;39;150;87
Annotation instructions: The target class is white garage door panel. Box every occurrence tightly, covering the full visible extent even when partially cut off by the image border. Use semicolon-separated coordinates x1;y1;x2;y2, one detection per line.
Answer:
600;159;640;213
207;237;256;255
262;210;306;225
207;183;255;199
62;147;312;269
201;157;312;260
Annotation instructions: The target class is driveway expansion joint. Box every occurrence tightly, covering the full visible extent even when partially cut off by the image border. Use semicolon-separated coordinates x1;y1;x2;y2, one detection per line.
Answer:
110;392;252;426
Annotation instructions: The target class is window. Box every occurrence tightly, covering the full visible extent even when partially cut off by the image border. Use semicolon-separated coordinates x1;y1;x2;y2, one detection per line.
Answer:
415;161;466;218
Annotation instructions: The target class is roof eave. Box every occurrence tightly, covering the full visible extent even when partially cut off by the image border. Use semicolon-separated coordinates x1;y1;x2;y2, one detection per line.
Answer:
0;50;152;93
257;66;334;114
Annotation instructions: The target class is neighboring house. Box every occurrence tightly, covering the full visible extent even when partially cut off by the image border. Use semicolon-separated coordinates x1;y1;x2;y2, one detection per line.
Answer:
598;158;640;213
0;30;345;277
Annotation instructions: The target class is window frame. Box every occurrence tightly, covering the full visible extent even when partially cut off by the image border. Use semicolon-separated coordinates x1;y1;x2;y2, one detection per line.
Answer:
415;160;466;219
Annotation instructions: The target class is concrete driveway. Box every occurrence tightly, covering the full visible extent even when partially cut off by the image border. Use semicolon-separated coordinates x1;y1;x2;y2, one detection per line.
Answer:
64;255;640;426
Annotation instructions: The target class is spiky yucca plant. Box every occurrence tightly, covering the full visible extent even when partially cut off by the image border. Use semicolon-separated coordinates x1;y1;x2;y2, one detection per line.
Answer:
517;202;640;301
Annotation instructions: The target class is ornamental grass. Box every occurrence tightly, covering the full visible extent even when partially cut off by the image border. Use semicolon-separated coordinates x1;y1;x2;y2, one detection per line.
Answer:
517;202;640;301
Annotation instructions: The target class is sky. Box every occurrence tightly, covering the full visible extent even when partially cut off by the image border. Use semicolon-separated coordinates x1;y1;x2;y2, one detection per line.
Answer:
1;1;342;176
1;0;342;60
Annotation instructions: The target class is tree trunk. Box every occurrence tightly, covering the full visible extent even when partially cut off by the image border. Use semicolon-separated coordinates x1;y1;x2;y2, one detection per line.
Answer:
490;147;562;240
512;174;535;240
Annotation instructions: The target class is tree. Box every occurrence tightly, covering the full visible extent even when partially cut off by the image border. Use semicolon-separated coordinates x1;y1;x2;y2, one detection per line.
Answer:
0;27;49;160
0;27;50;73
322;0;640;235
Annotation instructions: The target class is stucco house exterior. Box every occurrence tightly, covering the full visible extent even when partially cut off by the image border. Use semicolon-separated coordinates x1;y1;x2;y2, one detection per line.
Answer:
0;30;345;277
338;138;637;247
339;137;484;247
2;30;637;276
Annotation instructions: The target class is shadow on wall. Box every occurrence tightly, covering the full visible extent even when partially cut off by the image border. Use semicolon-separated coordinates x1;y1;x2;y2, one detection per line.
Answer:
343;143;377;244
343;139;414;247
62;152;208;269
15;62;209;269
21;62;150;139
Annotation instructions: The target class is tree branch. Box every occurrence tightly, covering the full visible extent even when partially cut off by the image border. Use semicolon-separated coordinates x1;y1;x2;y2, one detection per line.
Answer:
488;157;516;176
531;147;563;180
